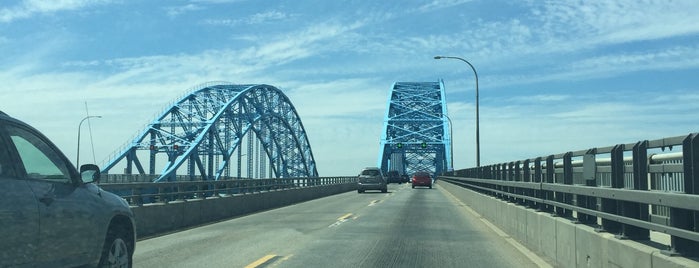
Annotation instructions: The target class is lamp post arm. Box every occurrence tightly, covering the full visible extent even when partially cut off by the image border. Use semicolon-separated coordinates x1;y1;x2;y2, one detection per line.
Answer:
77;115;101;168
434;55;481;167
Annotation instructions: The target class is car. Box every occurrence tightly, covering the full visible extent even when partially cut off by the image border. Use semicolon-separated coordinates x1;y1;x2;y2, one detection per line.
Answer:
401;174;410;183
0;111;136;267
386;170;402;184
412;171;433;189
357;167;387;193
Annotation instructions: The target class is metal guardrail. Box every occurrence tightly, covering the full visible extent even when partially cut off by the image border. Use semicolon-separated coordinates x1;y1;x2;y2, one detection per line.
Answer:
439;133;699;257
99;177;356;206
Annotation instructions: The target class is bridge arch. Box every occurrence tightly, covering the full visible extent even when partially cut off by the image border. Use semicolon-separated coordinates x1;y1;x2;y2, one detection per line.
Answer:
102;82;318;182
377;81;451;176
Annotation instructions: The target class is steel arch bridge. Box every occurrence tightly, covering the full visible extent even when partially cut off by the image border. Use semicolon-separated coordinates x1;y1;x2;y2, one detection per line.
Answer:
378;81;452;176
102;82;318;182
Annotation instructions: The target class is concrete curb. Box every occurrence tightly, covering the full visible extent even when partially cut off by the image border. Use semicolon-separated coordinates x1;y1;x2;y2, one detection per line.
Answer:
131;183;356;238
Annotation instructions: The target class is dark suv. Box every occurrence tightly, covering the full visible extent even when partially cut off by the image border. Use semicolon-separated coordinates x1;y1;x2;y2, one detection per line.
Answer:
357;167;387;193
0;111;136;267
386;170;403;184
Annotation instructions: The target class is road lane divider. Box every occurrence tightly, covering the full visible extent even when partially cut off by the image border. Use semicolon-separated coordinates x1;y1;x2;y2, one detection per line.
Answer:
368;200;381;206
338;213;353;221
328;213;354;228
245;254;279;268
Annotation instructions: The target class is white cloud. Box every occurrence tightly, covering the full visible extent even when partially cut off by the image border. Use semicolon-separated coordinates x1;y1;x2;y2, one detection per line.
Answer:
530;0;699;48
0;0;113;22
414;0;474;13
165;4;203;17
203;10;290;26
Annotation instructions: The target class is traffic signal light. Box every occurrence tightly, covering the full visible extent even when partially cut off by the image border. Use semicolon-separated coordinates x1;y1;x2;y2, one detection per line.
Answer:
396;143;403;149
421;142;427;148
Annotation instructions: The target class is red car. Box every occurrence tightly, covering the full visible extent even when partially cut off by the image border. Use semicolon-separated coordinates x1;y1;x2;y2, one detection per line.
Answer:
411;171;432;189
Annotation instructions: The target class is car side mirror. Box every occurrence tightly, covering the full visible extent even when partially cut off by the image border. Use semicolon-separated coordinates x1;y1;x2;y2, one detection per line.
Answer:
80;164;101;184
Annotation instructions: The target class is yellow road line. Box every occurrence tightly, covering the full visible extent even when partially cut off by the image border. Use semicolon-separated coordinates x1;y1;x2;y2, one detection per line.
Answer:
245;254;277;268
338;213;353;221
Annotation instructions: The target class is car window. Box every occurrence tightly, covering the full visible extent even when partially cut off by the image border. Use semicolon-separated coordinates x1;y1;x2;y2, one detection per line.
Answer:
361;169;379;176
0;133;12;177
6;125;73;183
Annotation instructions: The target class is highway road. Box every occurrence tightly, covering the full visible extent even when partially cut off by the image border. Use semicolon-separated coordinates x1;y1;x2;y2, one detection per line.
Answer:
133;181;551;267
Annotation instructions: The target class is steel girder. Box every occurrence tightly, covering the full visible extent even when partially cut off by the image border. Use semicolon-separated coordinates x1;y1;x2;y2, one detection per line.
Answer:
101;82;318;181
378;81;452;177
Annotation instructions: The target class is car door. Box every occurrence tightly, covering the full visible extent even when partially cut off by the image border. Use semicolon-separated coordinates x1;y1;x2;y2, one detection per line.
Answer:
5;123;103;266
0;124;40;267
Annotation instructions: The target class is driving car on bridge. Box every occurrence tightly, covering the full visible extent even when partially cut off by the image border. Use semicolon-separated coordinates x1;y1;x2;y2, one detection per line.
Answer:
411;171;433;189
386;170;404;184
357;167;388;193
0;111;136;267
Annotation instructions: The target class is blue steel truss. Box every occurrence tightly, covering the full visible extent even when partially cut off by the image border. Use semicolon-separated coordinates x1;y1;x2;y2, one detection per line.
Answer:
102;82;318;182
378;81;452;176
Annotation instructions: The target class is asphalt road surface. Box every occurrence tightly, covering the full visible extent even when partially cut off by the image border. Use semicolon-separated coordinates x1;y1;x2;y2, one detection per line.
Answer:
133;181;550;267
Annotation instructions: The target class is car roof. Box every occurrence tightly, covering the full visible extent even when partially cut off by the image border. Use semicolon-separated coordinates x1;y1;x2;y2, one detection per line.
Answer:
0;111;34;129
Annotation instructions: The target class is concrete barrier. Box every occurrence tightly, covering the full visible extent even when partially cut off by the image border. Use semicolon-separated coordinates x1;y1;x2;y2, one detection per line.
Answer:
131;183;356;238
439;181;699;268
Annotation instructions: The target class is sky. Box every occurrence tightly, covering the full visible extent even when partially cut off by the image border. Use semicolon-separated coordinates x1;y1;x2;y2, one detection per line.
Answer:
1;0;698;176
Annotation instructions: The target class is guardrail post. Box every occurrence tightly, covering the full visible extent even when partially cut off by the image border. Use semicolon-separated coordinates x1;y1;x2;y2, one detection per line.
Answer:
668;134;699;256
513;161;522;205
557;152;573;218
481;165;497;195
533;157;543;210
577;149;597;224
618;141;650;240
523;159;533;208
507;162;515;203
601;144;624;233
133;187;143;206
543;155;555;213
494;164;502;198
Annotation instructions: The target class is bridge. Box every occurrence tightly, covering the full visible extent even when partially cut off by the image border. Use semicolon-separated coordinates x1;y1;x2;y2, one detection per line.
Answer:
98;82;699;267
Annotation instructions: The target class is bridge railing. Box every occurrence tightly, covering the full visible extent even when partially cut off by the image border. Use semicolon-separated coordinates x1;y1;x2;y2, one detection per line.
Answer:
439;133;699;257
99;176;357;206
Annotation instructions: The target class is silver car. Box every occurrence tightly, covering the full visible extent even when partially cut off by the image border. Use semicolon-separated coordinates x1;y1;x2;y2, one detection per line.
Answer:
0;111;136;267
357;167;387;193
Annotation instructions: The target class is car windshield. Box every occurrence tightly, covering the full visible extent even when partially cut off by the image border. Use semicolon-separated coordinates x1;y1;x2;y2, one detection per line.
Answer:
361;170;380;176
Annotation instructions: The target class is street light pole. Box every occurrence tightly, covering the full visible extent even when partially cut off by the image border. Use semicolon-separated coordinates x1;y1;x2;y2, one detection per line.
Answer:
77;115;101;168
434;55;480;167
443;114;454;171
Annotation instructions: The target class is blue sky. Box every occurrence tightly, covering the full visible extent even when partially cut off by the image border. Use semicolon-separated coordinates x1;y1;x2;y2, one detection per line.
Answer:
1;0;698;176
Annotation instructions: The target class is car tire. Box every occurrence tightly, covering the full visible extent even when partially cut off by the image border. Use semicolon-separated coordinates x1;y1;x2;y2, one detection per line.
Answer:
98;225;132;268
411;185;415;189
382;188;387;193
429;185;432;189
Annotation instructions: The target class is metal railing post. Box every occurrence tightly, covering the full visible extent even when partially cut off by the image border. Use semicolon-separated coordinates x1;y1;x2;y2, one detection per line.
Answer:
601;144;624;233
544;155;555;213
620;141;650;239
577;149;597;224
669;134;699;256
